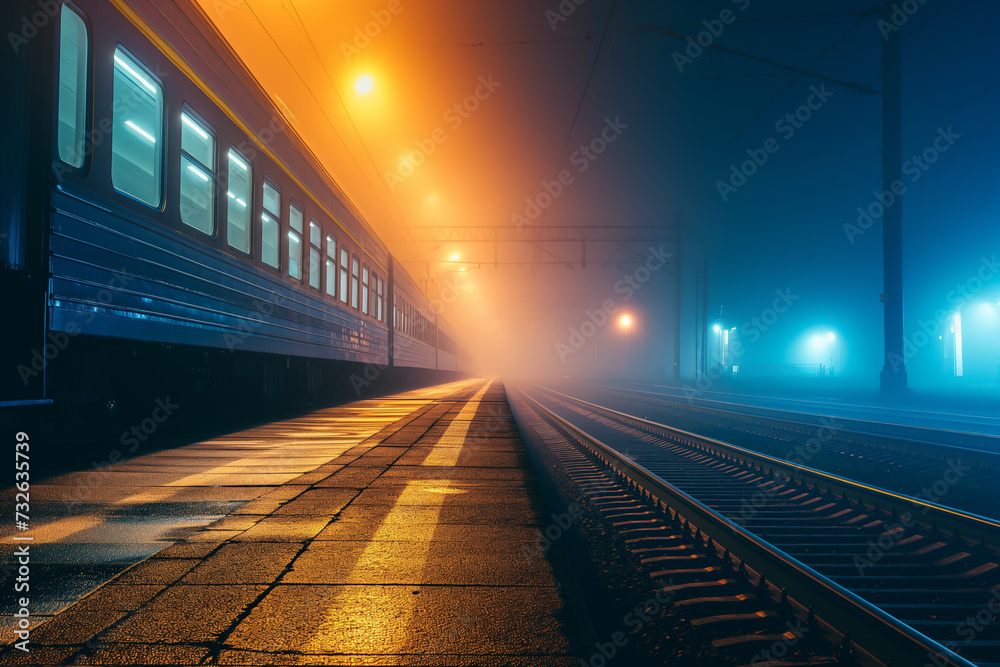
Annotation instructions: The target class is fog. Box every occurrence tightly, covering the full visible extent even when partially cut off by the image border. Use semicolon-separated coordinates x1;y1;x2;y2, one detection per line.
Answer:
202;0;1000;403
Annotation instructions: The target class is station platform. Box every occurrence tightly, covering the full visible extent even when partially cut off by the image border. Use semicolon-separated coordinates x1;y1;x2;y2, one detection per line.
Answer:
1;379;583;665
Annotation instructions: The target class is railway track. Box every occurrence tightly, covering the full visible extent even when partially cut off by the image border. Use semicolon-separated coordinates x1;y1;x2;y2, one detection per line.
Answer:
513;385;1000;667
564;383;1000;519
608;382;1000;439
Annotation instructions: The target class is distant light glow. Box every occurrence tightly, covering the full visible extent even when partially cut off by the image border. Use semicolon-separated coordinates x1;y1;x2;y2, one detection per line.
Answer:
355;75;374;94
713;324;721;333
450;254;459;261
619;314;633;329
954;312;963;377
826;331;835;342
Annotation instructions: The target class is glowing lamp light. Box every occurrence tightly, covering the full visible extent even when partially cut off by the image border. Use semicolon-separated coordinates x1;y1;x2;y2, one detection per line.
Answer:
713;324;721;333
355;75;374;94
619;314;633;329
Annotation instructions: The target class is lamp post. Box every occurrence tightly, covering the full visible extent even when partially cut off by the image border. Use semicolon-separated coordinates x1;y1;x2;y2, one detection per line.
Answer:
812;331;837;375
826;331;836;375
619;314;633;378
713;323;722;371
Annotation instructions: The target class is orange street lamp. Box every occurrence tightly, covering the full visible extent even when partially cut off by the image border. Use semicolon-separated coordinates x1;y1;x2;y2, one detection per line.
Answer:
355;75;374;94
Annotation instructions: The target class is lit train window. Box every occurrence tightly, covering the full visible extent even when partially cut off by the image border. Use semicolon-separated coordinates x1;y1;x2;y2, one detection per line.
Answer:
375;275;384;322
351;255;360;309
261;181;280;268
288;203;303;280
179;111;215;235
339;248;349;303
57;5;88;168
362;265;370;315
226;149;251;253
325;236;336;297
111;47;163;207
309;219;321;290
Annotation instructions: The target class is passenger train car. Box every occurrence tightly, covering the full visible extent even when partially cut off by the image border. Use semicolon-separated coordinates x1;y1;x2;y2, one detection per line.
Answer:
1;0;466;421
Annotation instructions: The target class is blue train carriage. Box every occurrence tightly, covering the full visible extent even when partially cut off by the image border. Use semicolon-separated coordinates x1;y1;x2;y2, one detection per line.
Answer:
0;0;458;423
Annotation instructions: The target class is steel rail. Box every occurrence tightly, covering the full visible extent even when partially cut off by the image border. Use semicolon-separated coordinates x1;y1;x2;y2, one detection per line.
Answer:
513;386;976;667
588;383;1000;469
539;385;1000;548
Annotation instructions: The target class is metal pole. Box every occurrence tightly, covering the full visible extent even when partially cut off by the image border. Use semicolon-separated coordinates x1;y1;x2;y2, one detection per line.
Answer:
879;0;907;395
701;261;708;380
673;213;682;387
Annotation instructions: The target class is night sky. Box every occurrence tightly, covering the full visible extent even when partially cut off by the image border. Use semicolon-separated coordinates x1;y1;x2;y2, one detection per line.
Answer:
203;0;1000;392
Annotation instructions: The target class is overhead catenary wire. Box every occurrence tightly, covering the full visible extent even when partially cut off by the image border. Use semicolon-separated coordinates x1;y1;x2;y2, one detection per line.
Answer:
241;0;413;250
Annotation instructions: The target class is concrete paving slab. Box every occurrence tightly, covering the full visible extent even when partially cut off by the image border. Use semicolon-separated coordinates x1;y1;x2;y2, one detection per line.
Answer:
0;379;581;665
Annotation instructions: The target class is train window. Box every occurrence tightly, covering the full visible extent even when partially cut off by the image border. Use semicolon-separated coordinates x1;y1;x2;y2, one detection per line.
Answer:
288;203;303;280
179;111;215;235
57;5;89;168
309;219;321;290
226;149;251;253
325;236;336;297
261;181;280;268
339;248;349;303
351;255;360;309
111;48;163;207
376;275;384;322
362;265;370;315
